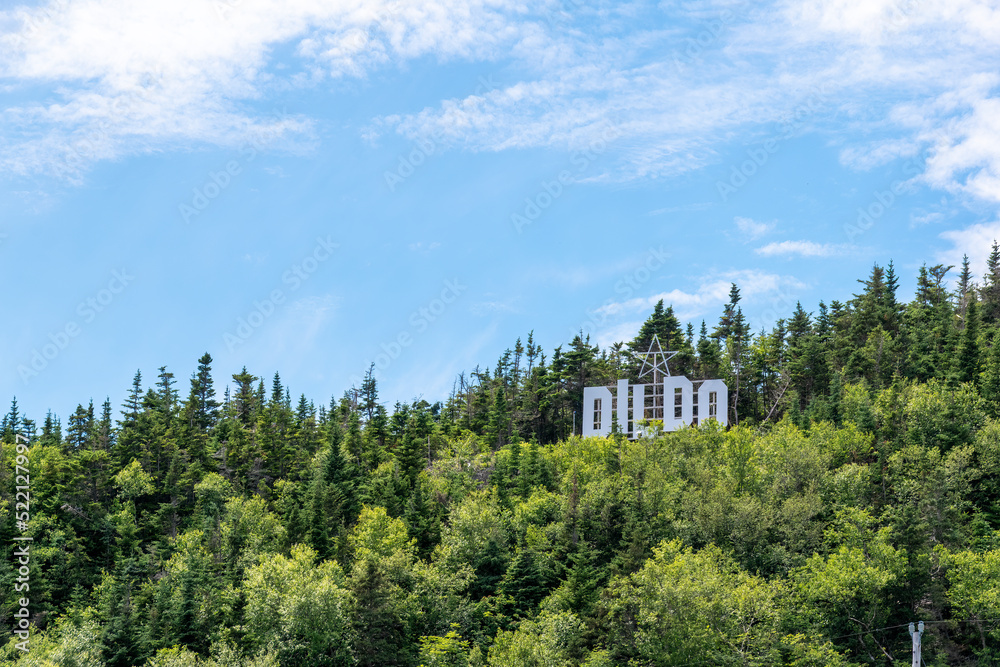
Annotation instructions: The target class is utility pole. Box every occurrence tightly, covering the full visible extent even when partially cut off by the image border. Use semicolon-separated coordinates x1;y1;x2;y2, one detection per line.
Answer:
909;621;923;667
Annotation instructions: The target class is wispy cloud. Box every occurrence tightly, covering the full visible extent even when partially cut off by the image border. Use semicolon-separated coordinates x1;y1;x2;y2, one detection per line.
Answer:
2;0;1000;216
755;240;858;257
594;269;806;322
470;297;519;317
734;216;775;241
0;0;533;177
939;219;1000;279
383;0;1000;196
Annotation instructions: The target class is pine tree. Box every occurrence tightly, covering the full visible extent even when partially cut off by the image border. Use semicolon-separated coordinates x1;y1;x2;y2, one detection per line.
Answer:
296;393;313;426
956;299;982;385
629;300;683;377
271;371;284;406
361;363;379;424
255;379;267;415
983;241;1000;324
231;367;258;427
715;284;751;425
98;398;114;450
981;330;1000;417
498;547;551;617
121;370;143;426
66;403;94;449
696;320;723;378
40;410;61;448
156;366;178;426
487;386;510;449
5;397;20;439
957;253;974;323
396;418;424;486
305;475;332;559
403;475;439;559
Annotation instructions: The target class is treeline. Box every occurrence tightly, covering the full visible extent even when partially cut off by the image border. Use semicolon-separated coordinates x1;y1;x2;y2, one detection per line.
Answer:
445;254;1000;445
3;250;1000;664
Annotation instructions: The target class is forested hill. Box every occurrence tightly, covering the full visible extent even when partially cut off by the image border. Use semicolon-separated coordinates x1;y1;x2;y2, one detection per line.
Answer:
5;254;1000;665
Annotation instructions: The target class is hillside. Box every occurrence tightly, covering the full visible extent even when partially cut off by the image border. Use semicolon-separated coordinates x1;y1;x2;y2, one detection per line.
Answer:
4;255;1000;665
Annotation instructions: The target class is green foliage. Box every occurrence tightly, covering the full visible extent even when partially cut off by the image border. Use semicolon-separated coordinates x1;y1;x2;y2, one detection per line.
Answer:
418;625;470;667
606;540;783;665
243;544;354;666
485;611;581;667
0;619;104;666
15;262;1000;665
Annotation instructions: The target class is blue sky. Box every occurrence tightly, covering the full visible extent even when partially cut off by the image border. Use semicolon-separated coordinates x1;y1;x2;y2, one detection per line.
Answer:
2;0;999;421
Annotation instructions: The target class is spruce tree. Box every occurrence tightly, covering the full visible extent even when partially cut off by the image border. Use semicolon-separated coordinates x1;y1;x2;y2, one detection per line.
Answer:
498;547;551;617
983;241;1000;324
231;367;258;426
981;330;1000;417
4;397;19;439
957;253;974;322
305;476;332;559
121;370;143;425
396;419;424;487
956;299;982;385
403;475;439;559
184;353;220;431
66;403;94;449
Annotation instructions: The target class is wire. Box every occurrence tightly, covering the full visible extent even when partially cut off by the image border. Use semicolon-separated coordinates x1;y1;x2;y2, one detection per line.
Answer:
827;617;1000;642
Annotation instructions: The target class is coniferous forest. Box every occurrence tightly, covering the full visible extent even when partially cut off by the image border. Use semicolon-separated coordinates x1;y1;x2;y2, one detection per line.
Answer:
8;253;1000;666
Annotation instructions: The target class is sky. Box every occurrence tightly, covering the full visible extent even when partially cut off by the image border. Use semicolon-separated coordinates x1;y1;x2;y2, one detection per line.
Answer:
2;0;1000;423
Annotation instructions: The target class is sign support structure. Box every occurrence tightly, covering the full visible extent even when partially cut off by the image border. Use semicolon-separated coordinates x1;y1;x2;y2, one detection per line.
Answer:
581;335;728;439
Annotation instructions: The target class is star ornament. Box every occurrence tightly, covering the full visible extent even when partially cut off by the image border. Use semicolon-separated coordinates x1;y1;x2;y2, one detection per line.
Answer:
637;334;679;380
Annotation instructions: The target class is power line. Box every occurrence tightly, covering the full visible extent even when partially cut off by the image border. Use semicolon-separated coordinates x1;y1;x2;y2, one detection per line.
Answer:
827;617;1000;643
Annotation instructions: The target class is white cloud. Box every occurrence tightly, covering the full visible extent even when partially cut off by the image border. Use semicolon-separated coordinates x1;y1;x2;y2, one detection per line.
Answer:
734;216;775;240
594;320;644;350
921;85;1000;204
593;269;805;323
939;219;1000;279
470;298;519;317
382;0;1000;194
755;240;857;257
1;0;999;213
219;292;341;379
0;0;534;177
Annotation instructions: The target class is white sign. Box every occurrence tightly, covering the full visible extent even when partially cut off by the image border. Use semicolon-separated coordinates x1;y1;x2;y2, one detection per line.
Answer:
581;335;728;438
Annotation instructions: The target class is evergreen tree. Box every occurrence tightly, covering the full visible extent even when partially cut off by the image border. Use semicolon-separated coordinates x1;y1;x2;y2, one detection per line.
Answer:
696;320;723;378
156;366;178;426
499;547;552;618
715;284;752;424
361;363;379;424
231;367;258;427
5;396;20;439
403;475;439;559
40;410;61;448
955;298;982;385
487;386;511;449
981;330;1000;417
629;300;683;377
396;418;424;486
66;403;94;449
121;370;143;425
983;241;1000;324
305;475;332;559
97;398;115;450
956;253;974;323
271;371;284;405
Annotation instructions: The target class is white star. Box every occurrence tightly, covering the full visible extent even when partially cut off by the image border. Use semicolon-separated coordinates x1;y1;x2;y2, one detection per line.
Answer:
637;334;679;380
